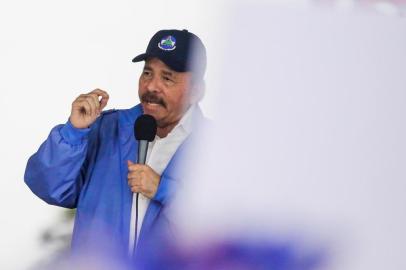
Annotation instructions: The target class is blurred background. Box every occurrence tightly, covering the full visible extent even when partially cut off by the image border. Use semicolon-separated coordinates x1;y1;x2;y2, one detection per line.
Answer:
0;0;405;269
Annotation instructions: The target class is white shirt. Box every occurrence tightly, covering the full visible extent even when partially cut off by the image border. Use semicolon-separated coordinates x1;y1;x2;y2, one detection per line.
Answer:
128;105;196;255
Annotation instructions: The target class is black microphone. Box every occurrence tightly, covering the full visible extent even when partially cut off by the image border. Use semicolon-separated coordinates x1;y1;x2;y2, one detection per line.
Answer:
132;114;157;254
134;114;157;164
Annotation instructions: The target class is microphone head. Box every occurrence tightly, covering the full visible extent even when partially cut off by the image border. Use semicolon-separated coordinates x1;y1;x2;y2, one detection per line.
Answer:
134;114;157;141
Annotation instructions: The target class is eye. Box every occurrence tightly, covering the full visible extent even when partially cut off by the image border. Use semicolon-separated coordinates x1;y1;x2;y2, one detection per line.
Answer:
162;76;175;85
142;70;152;78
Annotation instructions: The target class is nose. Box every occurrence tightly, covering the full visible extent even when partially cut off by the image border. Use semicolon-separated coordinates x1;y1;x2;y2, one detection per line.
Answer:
145;75;161;93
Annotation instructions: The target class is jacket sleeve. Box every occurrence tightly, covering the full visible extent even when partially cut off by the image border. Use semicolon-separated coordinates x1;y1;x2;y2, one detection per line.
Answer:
152;174;178;206
24;120;92;208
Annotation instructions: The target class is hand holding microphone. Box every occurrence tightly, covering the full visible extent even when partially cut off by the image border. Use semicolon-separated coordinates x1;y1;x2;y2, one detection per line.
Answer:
70;88;110;129
127;114;159;199
127;161;160;198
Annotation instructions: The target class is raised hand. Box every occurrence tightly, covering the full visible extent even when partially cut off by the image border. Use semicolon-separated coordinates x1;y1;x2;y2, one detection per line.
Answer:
70;89;109;129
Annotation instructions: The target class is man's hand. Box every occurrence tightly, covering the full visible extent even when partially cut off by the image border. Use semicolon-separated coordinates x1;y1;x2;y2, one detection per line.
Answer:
127;160;160;199
70;89;109;129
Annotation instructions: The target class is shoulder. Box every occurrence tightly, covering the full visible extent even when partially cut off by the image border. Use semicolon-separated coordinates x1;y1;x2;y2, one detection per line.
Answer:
86;104;143;138
90;109;119;129
92;104;144;126
117;104;144;126
99;108;119;121
101;108;119;116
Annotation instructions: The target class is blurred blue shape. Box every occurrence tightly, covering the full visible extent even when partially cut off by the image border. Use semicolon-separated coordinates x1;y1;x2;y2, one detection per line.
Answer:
138;237;326;270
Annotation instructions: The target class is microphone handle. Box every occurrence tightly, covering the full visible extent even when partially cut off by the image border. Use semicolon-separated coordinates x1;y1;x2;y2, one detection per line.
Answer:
137;140;148;164
133;139;149;254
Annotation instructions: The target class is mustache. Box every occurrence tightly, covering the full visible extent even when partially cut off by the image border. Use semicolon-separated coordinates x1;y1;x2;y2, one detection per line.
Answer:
141;92;166;108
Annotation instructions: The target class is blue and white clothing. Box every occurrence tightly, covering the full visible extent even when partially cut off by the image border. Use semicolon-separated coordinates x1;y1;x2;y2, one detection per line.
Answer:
24;104;207;264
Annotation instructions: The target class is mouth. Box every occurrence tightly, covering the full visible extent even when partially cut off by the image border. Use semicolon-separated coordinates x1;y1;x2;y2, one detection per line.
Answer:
142;101;166;115
144;101;163;107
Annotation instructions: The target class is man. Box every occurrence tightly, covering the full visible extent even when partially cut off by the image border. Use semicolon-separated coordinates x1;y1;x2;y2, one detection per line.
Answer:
24;29;208;266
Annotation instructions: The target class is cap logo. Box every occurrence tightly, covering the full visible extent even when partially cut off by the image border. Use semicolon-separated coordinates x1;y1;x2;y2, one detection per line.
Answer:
158;35;176;51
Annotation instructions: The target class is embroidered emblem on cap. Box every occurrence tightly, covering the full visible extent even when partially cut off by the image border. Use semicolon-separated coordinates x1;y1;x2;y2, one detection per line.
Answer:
158;35;176;51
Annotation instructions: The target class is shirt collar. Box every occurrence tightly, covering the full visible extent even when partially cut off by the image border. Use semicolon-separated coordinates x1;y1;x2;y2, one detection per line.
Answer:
156;104;196;140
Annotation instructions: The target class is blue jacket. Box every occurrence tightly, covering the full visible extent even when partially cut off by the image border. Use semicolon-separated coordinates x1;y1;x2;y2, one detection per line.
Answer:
24;104;206;265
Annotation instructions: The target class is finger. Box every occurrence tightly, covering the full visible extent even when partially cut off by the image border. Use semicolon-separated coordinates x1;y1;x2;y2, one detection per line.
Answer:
82;97;95;117
74;99;92;116
127;171;141;181
127;163;144;172
84;95;99;116
87;93;101;114
128;178;140;187
89;89;110;111
131;186;141;193
99;94;109;111
128;168;144;177
77;94;87;99
72;95;86;106
130;181;142;188
128;178;142;188
89;88;109;99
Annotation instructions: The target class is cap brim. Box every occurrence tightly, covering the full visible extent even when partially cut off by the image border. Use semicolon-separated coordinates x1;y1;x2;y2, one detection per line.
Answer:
132;53;148;62
132;52;185;72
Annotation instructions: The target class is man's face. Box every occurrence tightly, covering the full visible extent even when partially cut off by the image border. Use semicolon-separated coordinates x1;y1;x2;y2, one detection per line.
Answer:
138;58;195;129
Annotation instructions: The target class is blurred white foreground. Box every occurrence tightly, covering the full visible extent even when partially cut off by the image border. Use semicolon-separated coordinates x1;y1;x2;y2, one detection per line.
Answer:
173;3;406;270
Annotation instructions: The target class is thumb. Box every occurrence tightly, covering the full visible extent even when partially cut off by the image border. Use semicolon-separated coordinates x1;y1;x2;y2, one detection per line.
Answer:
127;160;134;167
99;95;109;111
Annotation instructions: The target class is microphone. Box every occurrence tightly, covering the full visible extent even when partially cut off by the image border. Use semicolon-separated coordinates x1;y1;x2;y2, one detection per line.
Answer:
132;114;157;254
134;114;157;164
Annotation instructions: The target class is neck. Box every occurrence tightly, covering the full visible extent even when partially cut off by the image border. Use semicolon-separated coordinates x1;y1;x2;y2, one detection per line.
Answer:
156;104;193;138
156;121;179;138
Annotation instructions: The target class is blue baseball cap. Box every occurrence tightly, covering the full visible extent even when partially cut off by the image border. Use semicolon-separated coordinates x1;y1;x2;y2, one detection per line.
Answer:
132;29;207;78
